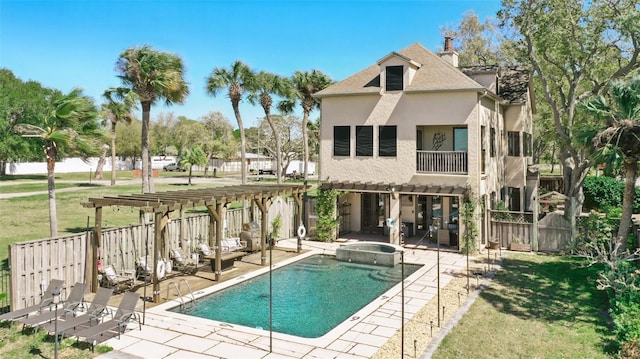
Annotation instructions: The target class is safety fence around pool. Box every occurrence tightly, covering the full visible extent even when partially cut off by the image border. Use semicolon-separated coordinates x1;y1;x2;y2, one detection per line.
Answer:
7;197;315;311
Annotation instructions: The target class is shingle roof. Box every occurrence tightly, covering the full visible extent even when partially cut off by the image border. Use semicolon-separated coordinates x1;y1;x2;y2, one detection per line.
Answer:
315;43;485;97
315;43;532;105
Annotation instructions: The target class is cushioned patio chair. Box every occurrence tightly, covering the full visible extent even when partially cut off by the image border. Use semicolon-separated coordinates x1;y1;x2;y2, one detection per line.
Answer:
101;265;134;293
73;291;141;352
0;279;64;323
136;256;166;280
19;282;88;330
41;287;114;339
170;248;197;273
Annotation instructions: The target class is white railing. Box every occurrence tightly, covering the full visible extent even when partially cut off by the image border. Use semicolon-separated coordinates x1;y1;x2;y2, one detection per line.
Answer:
416;151;468;174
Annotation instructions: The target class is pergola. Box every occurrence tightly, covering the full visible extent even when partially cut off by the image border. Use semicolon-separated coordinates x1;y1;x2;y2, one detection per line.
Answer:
83;184;308;302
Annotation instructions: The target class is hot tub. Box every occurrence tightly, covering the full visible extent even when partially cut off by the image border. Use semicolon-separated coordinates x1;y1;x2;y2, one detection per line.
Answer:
335;242;401;267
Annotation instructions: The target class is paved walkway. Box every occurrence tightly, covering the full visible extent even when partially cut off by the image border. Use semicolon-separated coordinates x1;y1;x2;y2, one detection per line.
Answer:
97;239;469;359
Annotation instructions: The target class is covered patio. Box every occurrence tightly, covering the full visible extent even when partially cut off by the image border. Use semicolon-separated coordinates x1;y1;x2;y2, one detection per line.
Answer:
82;184;308;303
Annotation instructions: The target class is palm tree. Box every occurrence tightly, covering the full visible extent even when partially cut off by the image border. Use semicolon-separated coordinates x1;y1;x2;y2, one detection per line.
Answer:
15;88;102;237
102;89;137;185
115;45;189;193
247;71;291;184
281;70;332;181
206;61;253;185
179;147;208;185
583;71;640;251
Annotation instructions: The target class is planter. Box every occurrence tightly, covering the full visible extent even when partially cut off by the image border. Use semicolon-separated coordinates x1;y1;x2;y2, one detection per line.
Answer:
487;240;499;250
509;243;531;252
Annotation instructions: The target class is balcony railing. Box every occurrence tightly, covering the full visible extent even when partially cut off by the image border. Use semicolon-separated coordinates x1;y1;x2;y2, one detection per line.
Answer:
417;151;468;174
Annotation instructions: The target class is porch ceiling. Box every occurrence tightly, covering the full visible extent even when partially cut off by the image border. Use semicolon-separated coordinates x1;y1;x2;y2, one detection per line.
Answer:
82;184;309;212
320;181;466;196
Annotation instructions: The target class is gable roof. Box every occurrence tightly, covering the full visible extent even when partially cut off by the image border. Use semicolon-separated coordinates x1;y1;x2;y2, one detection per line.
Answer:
315;43;485;98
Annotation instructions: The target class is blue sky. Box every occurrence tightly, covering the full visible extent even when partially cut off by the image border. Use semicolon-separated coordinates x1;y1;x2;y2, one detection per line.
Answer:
1;0;502;128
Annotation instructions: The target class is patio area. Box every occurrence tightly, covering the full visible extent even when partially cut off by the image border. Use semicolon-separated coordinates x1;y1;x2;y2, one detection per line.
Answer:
94;236;471;359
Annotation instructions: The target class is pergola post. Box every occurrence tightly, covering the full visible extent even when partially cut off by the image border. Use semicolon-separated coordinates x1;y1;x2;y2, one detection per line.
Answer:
88;206;102;293
207;202;225;282
293;194;303;253
153;211;163;303
254;197;270;266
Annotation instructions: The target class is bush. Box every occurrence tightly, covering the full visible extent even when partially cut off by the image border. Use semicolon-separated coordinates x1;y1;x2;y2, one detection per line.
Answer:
583;176;640;213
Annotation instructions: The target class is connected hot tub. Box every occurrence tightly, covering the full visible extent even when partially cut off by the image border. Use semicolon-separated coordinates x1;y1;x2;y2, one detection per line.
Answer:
335;242;401;267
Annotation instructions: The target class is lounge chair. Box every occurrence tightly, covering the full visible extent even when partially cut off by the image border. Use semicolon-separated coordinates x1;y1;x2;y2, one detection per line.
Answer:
170;248;197;273
101;265;134;293
0;279;64;323
19;282;88;330
136;255;166;280
73;291;141;351
41;287;114;339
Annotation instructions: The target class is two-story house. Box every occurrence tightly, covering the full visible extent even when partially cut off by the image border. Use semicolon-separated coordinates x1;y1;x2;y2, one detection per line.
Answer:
315;40;535;249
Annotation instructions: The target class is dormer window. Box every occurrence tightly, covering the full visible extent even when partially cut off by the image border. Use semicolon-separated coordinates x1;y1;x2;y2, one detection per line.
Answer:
385;66;403;91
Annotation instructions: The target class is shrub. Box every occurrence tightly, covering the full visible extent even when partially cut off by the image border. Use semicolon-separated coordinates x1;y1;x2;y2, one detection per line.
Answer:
583;176;640;213
315;188;340;242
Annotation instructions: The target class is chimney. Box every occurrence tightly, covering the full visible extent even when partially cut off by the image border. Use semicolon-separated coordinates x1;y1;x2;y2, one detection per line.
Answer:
440;36;459;67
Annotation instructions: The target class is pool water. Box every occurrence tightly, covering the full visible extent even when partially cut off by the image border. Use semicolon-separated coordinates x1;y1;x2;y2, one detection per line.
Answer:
170;254;422;338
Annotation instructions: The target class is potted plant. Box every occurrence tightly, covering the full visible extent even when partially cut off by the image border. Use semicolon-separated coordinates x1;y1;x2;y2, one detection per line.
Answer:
270;215;282;247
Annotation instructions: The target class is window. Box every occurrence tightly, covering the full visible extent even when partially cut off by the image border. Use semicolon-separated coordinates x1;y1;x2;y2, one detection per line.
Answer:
508;187;521;211
507;131;520;156
453;128;468;151
416;129;423;151
523;132;532;157
356;126;373;156
481;126;486;173
490;128;496;157
333;126;350;156
379;126;397;157
385;66;403;91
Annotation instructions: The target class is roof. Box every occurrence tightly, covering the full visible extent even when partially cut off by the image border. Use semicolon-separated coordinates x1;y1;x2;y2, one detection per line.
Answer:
315;43;485;98
83;184;308;213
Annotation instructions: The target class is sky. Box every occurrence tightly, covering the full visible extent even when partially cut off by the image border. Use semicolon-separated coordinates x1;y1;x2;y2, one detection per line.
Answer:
1;0;502;129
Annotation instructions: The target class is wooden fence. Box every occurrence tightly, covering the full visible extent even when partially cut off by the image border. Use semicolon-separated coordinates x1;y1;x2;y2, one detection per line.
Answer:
538;212;572;252
489;210;535;249
8;199;304;311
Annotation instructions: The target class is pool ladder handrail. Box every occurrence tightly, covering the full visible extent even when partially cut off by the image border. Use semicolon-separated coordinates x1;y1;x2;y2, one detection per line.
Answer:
165;279;196;309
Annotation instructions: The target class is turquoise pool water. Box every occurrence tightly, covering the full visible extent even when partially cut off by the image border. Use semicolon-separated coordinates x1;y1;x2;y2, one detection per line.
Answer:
170;254;421;338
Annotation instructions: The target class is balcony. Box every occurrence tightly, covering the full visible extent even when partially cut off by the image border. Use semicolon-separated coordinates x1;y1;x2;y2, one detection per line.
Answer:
417;151;468;174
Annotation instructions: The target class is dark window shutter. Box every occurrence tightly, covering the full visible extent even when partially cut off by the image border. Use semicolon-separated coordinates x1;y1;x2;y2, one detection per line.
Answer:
356;126;373;156
334;126;350;156
386;66;403;91
379;126;397;157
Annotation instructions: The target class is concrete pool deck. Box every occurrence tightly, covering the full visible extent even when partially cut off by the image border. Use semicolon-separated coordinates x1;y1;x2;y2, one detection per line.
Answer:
97;238;470;359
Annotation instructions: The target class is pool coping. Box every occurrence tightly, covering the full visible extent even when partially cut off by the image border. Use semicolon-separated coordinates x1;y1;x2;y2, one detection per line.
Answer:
148;248;429;348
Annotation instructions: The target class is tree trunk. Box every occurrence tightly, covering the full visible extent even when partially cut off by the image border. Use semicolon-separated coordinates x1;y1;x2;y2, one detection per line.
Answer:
616;158;638;252
188;166;193;186
302;110;310;182
262;105;281;184
141;102;152;193
94;144;109;180
110;121;117;185
232;100;248;223
45;141;58;237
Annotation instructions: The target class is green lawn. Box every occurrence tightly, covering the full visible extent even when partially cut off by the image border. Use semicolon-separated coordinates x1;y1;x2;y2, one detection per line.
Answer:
433;253;616;359
0;181;221;264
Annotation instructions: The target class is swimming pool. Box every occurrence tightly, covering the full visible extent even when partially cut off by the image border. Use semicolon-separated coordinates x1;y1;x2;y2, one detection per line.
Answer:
169;254;421;338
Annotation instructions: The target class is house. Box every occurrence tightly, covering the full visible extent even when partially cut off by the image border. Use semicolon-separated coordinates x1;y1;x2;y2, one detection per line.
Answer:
314;39;536;249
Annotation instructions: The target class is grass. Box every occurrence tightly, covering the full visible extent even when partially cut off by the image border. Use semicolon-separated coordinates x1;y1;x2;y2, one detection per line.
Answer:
0;180;221;264
0;322;111;358
433;253;616;359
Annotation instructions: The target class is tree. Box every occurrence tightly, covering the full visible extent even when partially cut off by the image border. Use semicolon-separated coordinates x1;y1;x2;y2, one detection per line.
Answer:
250;114;303;178
116;119;142;166
101;89;137;185
179;147;208;186
440;10;511;66
206;61;253;185
152;112;178;156
200;111;237;176
14;88;102;237
499;0;640;223
115;46;189;193
281;70;332;181
582;71;640;250
0;69;50;174
247;71;291;184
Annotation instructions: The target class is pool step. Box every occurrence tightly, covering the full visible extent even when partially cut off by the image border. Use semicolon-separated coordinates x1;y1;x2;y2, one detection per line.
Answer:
369;268;404;282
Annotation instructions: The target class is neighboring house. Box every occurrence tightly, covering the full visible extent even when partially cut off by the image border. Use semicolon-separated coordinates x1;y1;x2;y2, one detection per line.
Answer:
314;39;536;249
214;152;274;173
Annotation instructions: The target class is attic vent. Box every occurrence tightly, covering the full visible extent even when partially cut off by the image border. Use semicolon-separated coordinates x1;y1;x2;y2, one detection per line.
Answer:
385;66;403;91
